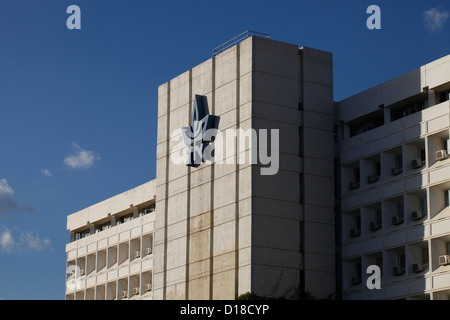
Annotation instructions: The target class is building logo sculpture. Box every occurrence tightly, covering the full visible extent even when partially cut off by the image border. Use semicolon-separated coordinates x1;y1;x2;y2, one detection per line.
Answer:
181;95;220;167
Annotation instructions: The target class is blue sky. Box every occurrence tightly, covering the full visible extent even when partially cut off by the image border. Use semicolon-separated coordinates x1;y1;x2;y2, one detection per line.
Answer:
0;0;450;300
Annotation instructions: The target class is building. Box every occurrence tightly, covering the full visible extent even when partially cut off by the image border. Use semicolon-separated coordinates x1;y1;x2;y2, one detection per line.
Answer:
65;33;450;300
65;33;335;300
65;181;156;300
336;53;450;300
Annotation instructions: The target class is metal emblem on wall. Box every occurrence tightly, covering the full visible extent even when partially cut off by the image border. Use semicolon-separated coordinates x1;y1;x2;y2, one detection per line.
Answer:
181;95;220;167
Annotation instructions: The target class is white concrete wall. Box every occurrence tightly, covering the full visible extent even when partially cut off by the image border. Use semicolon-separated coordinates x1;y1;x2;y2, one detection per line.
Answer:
67;180;156;232
337;54;450;300
154;37;336;300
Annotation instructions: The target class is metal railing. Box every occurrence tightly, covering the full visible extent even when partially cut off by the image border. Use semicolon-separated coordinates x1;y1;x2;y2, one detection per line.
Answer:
212;30;271;57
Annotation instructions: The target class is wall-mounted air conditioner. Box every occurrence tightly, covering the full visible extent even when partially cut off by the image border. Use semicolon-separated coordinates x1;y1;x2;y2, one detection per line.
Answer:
145;283;151;292
391;214;404;226
121;290;128;299
411;159;423;169
436;150;448;161
393;266;405;276
391;167;402;176
412;263;423;273
411;210;423;221
144;247;152;256
368;175;379;184
369;221;381;231
134;251;140;258
439;255;450;266
133;287;139;295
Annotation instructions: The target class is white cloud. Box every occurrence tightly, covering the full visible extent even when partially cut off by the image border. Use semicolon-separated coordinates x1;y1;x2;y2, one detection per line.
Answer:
0;179;18;217
64;142;99;169
19;231;52;251
0;227;52;253
40;168;53;177
424;8;449;33
0;228;15;253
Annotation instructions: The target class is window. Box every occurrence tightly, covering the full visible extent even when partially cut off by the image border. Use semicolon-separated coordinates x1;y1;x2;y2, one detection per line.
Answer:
422;247;429;265
437;89;450;104
396;202;404;216
419;196;427;213
355;215;361;231
348;111;384;137
375;255;383;277
355;262;362;280
395;153;403;169
77;229;90;240
118;213;133;225
444;139;449;153
390;99;427;121
374;161;381;177
398;252;406;270
141;205;155;216
375;208;382;225
96;221;111;233
353;167;360;183
445;190;450;207
418;145;426;162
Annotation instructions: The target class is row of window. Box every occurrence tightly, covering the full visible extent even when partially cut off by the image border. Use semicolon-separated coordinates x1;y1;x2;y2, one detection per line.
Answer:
346;242;450;288
347;88;450;138
67;234;154;277
74;204;155;241
347;145;428;192
347;201;427;239
345;133;450;193
66;272;153;300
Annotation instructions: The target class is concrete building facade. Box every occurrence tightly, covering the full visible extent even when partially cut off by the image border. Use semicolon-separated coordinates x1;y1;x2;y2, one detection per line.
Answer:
65;181;156;300
65;35;335;300
336;53;450;300
65;34;450;300
153;36;335;300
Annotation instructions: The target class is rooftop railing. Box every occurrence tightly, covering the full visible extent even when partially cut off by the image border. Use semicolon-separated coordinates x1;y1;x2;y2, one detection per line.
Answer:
212;30;271;57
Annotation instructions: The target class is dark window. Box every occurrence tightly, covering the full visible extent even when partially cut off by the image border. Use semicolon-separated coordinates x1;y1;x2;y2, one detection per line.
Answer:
349;111;384;137
422;247;429;265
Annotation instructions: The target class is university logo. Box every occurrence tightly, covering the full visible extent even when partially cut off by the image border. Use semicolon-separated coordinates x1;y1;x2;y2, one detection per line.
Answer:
181;95;220;167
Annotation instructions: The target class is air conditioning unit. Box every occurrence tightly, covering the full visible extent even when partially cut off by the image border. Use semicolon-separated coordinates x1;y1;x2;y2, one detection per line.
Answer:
393;266;405;276
368;175;379;184
439;255;450;266
349;181;360;190
411;159;423;169
121;290;128;299
436;150;448;161
79;269;85;276
145;283;152;292
350;228;361;238
134;251;140;258
369;221;381;231
412;263;423;273
411;210;423;221
144;247;152;255
391;167;403;176
133;287;139;295
391;215;404;226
